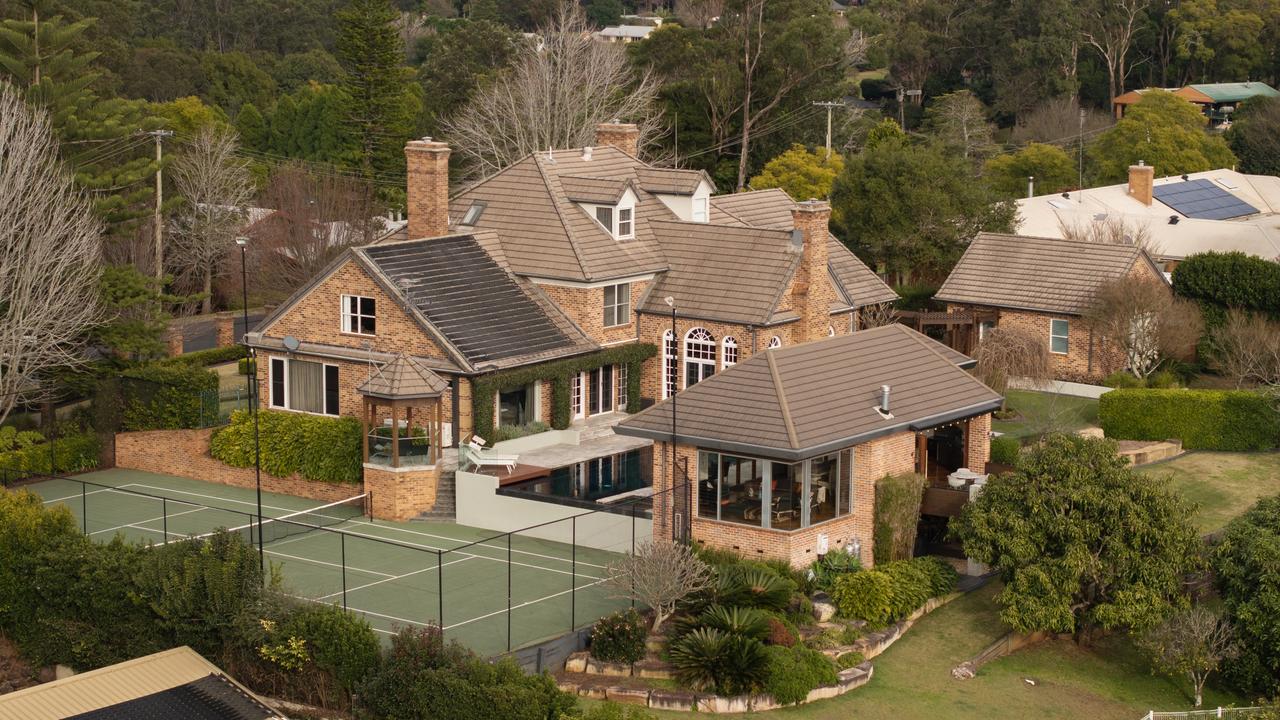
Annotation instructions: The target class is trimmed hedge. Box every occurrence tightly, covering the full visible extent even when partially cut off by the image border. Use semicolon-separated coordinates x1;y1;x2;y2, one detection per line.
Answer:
1172;252;1280;316
162;345;247;368
211;410;362;483
471;343;657;439
118;363;220;430
238;357;256;376
1099;389;1280;451
0;433;99;477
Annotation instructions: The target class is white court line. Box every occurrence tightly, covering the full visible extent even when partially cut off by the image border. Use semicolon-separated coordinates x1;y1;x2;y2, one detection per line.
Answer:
119;482;616;572
441;577;609;631
314;554;474;601
41;486;123;505
90;506;208;537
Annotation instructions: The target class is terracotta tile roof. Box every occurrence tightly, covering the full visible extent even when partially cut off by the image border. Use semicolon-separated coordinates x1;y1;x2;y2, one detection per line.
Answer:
935;232;1151;315
615;324;1002;459
635;167;710;195
357;353;449;399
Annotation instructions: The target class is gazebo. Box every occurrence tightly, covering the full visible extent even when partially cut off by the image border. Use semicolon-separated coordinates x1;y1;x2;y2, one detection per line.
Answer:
357;354;449;468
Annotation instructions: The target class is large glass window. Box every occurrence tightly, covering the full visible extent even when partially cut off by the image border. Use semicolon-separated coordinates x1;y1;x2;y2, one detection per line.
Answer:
1050;319;1069;354
341;295;376;335
588;365;615;415
697;451;764;528
696;450;850;531
269;357;339;415
771;462;801;530
684;327;716;388
808;453;840;525
498;383;536;427
603;283;631;327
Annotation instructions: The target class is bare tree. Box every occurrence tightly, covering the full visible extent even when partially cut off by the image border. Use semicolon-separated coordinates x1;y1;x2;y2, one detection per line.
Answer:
1059;214;1162;257
170;126;254;314
1085;278;1202;379
441;3;665;180
971;326;1053;408
1081;0;1150;113
924;90;996;160
675;0;724;29
1211;310;1280;388
1138;607;1238;709
1010;95;1112;145
605;540;714;632
0;82;102;425
858;302;898;330
248;162;382;298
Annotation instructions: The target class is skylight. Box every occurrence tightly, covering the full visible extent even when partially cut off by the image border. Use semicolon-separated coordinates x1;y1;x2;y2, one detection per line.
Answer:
461;202;486;226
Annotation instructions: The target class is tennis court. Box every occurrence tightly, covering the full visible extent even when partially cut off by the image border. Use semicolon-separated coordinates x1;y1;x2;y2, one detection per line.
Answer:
19;468;642;657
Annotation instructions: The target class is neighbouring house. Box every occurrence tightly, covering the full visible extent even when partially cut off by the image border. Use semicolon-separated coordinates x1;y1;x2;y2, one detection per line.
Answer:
613;324;1001;568
593;24;657;43
933;231;1168;383
1112;82;1280;124
0;646;281;720
244;123;895;522
1017;164;1280;273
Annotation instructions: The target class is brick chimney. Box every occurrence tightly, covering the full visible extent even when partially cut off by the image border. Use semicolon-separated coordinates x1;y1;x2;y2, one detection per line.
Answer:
594;121;640;157
1128;162;1154;206
790;200;836;344
405;138;451;239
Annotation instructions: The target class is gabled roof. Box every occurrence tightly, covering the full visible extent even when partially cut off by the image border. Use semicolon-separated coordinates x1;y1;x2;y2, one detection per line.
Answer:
558;175;632;204
358;353;449;399
935;232;1157;315
615;324;1002;460
449;146;671;282
635;167;711;195
1187;82;1279;103
358;234;591;367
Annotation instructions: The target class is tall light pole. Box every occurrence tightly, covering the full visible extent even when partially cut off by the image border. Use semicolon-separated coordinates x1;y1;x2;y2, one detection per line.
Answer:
236;236;265;574
665;296;681;543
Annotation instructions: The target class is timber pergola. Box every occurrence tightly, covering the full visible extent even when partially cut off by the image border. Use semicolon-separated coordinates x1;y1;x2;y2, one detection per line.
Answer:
358;353;450;468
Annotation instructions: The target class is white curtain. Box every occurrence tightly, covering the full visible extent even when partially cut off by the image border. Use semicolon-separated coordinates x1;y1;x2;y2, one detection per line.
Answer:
288;360;324;413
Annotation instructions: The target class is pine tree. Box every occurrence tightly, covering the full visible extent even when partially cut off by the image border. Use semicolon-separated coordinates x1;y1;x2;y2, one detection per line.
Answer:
0;2;99;128
335;0;419;180
235;102;268;152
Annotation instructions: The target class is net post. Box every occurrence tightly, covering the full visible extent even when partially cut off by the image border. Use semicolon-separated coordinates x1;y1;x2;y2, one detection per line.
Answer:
341;532;348;610
162;497;168;543
571;516;577;632
81;483;87;535
506;533;512;653
437;550;444;641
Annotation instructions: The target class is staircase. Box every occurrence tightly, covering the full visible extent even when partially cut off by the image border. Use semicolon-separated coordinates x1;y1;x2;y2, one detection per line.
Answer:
412;470;456;522
574;414;625;443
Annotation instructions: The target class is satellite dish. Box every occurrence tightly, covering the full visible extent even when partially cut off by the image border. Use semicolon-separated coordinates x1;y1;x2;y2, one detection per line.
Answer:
282;336;301;352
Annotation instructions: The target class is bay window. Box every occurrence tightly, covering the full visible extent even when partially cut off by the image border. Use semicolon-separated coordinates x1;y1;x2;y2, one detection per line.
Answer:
696;449;852;531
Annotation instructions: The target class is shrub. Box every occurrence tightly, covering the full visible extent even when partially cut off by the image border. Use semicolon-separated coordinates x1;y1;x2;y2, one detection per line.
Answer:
1212;496;1280;697
989;435;1021;466
580;702;658;720
490;421;550;443
830;558;955;627
765;616;798;647
1099;389;1280;451
1172;251;1280;316
211;410;362;483
761;645;837;705
0;432;99;476
590;609;647;664
831;570;894;627
880;560;934;620
278;603;381;695
836;650;865;669
1103;371;1144;388
809;550;861;592
0;426;44;452
696;605;771;642
118;363;220;430
238;357;256;376
668;627;769;696
713;566;796;611
916;556;960;597
874;473;926;564
838;624;862;645
163;345;247;368
1146;369;1183;389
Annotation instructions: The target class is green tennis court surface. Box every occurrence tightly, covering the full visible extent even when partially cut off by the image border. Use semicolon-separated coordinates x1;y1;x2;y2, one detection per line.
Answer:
22;468;635;657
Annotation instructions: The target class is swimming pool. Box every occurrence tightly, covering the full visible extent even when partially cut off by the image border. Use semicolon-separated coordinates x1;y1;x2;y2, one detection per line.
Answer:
498;448;652;510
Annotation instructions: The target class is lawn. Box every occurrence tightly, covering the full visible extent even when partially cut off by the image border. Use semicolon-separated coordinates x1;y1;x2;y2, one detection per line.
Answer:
601;582;1240;720
1141;451;1280;532
992;390;1099;440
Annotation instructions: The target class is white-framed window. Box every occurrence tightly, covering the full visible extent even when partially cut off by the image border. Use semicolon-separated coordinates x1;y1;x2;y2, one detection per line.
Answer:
662;329;676;399
341;295;376;335
603;283;631;327
269;356;339;416
618;206;634;238
722;336;738;367
1050;319;1070;354
571;373;585;419
595;206;613;234
692;196;708;222
684;327;716;388
617;364;628;409
586;365;616;415
768;336;782;349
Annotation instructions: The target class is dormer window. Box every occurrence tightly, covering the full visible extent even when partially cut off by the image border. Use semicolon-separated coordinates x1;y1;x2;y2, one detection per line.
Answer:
618;206;633;238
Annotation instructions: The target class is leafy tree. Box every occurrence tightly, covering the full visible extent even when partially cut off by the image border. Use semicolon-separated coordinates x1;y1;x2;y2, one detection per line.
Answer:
94;265;174;361
271;48;344;93
1226;96;1280;175
583;0;623;27
1089;89;1236;181
1212;495;1280;696
748;144;843;201
923;90;995;160
863;117;905;150
413;19;519;133
197;50;277;115
235;101;268;151
269;93;300;155
154;95;228;136
117;43;204;102
985;0;1084;117
831;138;1015;284
1171;0;1266;82
984;143;1078;198
278;83;356;163
952;434;1201;644
335;0;420;180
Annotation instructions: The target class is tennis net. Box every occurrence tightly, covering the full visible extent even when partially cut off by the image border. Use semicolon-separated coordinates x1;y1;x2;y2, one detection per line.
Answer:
166;493;370;547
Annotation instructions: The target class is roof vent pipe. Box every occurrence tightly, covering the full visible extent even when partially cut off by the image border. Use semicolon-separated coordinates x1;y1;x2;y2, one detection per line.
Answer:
582;146;593;161
880;384;891;413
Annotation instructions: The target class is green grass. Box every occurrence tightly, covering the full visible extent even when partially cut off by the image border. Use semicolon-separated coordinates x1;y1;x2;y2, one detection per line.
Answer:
992;390;1099;440
602;583;1240;719
1141;451;1280;532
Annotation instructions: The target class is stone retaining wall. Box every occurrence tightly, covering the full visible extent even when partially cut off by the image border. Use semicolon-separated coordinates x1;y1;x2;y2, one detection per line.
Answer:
113;428;361;505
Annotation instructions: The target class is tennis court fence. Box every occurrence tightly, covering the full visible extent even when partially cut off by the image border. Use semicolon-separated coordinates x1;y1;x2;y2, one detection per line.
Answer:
1141;708;1269;720
1;466;663;656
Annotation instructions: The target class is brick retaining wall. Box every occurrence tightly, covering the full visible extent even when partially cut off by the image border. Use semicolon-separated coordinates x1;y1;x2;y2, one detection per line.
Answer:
114;428;361;505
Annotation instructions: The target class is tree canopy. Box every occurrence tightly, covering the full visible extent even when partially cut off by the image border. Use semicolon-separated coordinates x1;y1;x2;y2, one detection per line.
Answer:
1089;90;1236;181
748;144;843;202
984;143;1078;198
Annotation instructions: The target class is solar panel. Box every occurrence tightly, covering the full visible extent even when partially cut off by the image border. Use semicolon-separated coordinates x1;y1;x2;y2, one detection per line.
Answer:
1153;179;1259;220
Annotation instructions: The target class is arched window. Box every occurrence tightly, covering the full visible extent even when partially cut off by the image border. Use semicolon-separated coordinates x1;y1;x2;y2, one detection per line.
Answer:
768;336;783;349
662;329;676;399
684;327;716;388
827;325;836;337
722;336;739;367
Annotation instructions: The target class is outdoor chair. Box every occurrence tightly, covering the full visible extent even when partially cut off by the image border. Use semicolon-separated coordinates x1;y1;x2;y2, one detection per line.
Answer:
463;440;519;473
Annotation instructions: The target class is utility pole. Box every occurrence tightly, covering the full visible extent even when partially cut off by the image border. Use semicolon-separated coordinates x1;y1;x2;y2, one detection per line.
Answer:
1077;108;1085;195
812;101;844;159
149;130;174;282
896;88;905;130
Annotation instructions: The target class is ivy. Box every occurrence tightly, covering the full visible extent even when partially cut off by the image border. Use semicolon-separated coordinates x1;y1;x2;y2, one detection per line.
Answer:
470;343;657;438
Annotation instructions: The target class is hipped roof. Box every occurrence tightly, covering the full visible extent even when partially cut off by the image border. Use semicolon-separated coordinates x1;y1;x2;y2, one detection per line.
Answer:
615;324;1002;460
357;353;449;399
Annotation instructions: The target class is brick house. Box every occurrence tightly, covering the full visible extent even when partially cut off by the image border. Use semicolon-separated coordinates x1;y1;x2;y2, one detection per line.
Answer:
614;324;1002;567
934;232;1170;383
245;123;896;520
